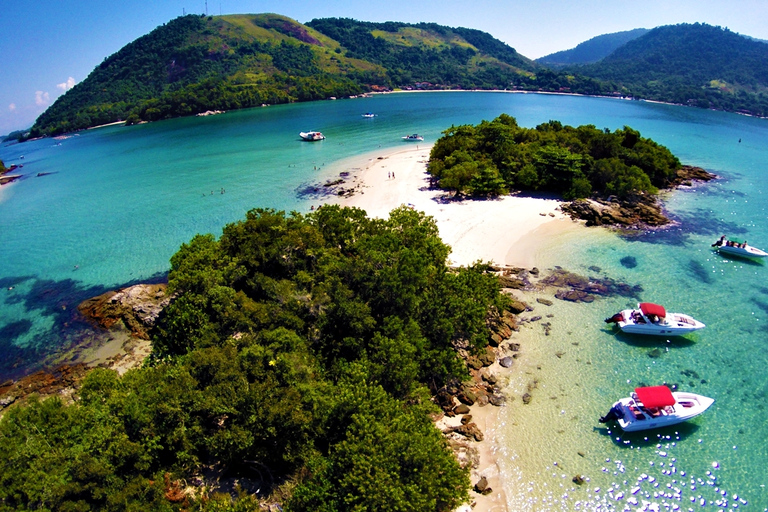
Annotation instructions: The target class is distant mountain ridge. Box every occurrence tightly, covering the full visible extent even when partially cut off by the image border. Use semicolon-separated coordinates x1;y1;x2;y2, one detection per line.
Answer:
537;28;649;66
31;14;546;137
30;17;768;137
572;23;768;114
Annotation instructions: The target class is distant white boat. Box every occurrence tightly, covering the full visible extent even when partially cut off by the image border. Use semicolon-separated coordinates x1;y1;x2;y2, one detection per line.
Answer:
712;235;767;258
402;134;424;141
605;302;705;336
599;385;714;432
299;131;325;141
362;112;376;118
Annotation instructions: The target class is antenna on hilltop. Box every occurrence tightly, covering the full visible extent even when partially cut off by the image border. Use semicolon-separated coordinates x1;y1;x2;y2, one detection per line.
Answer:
205;0;208;15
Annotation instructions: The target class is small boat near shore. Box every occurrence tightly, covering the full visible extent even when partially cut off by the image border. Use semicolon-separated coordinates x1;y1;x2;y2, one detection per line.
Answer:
604;302;705;336
599;385;714;432
402;134;424;141
299;131;325;141
712;235;767;259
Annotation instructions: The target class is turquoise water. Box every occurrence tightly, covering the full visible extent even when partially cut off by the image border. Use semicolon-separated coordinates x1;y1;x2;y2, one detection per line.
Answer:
2;92;768;509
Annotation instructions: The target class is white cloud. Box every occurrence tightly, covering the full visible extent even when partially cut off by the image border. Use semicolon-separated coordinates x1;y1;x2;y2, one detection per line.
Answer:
9;103;16;112
57;77;76;92
35;91;50;106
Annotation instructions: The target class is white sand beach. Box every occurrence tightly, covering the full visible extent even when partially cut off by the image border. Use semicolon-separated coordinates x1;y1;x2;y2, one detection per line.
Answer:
323;144;589;512
325;144;583;268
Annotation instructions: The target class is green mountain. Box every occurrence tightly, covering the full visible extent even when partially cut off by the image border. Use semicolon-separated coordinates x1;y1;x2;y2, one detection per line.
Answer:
31;17;768;137
572;23;768;115
537;28;649;67
31;14;544;137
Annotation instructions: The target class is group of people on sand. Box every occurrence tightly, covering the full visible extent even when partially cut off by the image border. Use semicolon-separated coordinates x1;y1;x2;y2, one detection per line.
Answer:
712;235;747;248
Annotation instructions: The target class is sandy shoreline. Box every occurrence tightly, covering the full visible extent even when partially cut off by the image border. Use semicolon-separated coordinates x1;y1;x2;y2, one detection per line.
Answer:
324;144;581;268
322;144;588;511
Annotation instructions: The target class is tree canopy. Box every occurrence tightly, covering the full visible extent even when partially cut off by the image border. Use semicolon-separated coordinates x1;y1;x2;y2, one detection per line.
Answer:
0;205;509;511
427;114;680;199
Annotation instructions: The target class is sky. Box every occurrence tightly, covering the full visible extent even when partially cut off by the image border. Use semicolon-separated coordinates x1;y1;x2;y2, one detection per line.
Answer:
2;0;767;135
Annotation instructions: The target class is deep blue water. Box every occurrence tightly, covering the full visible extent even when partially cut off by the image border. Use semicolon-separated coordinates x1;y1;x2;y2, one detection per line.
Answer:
1;92;767;510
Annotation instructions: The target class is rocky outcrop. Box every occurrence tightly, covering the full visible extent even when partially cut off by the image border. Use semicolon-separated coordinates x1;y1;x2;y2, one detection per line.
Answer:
561;166;716;228
671;165;717;187
560;195;668;228
78;283;169;339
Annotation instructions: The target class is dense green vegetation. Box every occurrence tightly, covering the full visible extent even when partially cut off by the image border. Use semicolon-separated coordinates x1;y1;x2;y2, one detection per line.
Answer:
427;114;680;199
537;28;649;67
572;23;768;116
31;16;768;139
0;205;509;511
32;14;374;137
306;18;534;88
31;14;546;137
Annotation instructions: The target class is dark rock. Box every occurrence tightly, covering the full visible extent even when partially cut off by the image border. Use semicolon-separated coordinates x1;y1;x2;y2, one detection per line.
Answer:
555;289;595;302
481;371;498;385
474;476;489;493
529;315;542;322
648;348;662;358
508;342;521;352
475;394;490;406
478;347;496;367
588;266;601;273
530;267;540;276
522;392;532;405
620;256;638;269
536;298;553;306
507;300;529;314
467;357;484;370
455;423;484;441
454;404;471;415
572;475;585;485
489;394;506;406
458;390;477;406
461;414;473;425
499;356;514;368
499;275;527;289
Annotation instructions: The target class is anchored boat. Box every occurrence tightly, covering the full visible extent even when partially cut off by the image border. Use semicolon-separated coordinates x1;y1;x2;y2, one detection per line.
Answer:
605;302;705;336
599;385;714;432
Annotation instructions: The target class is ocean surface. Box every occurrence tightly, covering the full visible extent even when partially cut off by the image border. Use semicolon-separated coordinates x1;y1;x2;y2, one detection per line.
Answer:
1;92;767;510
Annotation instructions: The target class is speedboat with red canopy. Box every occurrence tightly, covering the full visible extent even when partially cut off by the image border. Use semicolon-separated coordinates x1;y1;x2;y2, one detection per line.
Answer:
599;385;714;432
604;302;705;336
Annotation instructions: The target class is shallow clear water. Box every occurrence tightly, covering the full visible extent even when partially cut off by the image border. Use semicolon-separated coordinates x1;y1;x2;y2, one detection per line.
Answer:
2;92;768;509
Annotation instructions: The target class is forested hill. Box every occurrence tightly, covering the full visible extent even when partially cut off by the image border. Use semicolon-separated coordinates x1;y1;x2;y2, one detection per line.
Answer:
571;23;768;115
31;14;550;137
537;28;649;67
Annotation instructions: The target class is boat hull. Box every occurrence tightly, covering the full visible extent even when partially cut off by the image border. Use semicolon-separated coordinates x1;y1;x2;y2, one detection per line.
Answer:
717;245;767;258
612;309;705;336
612;392;714;432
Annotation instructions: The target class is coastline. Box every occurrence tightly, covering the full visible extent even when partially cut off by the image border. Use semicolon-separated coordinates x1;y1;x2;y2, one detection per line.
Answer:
323;144;584;268
321;144;591;511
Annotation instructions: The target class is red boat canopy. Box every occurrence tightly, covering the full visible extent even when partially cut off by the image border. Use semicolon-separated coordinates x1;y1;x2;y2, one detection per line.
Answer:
635;385;675;408
639;302;666;318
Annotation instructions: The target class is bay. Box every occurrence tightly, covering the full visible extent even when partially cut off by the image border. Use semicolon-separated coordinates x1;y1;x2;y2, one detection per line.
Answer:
1;91;767;509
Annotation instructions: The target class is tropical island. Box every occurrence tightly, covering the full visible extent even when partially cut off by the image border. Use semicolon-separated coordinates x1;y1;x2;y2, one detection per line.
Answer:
0;112;716;510
426;114;714;227
24;14;768;139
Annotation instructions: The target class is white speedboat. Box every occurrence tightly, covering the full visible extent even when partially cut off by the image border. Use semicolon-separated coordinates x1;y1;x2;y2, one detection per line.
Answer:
299;131;325;141
402;134;424;141
362;112;376;118
599;385;714;432
712;235;767;259
605;302;705;336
